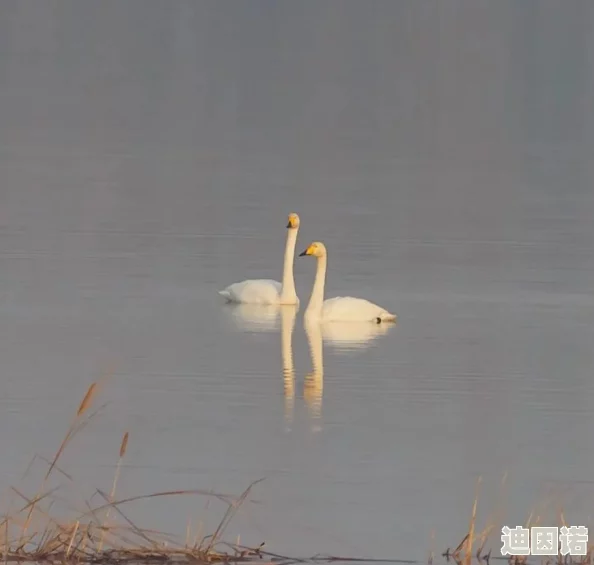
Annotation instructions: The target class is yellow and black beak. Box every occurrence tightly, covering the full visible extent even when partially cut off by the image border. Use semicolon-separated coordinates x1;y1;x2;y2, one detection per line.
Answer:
287;214;299;229
299;248;309;257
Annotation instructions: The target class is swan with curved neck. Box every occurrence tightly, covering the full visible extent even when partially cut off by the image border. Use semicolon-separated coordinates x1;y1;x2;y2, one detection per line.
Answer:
299;241;396;323
218;213;300;305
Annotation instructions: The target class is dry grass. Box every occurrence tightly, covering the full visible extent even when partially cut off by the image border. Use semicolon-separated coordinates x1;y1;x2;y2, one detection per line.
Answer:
442;475;594;565
0;378;275;564
2;377;401;565
5;377;591;565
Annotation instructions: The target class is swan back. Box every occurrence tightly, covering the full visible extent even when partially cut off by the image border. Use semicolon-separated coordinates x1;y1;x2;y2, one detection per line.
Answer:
321;296;396;322
219;279;282;304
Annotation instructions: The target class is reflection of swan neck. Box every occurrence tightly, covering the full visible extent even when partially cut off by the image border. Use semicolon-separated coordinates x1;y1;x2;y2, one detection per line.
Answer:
305;321;323;377
304;253;327;321
280;228;298;302
281;307;296;379
281;307;296;425
304;320;323;422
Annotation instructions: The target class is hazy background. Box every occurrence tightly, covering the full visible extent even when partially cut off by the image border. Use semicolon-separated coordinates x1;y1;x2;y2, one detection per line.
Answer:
0;0;594;560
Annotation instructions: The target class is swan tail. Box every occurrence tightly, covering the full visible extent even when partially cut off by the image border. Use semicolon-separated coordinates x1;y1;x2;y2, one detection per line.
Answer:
218;289;232;301
377;311;397;323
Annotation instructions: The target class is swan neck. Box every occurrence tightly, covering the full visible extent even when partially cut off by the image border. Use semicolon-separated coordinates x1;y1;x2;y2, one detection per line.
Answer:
305;253;327;319
280;228;298;301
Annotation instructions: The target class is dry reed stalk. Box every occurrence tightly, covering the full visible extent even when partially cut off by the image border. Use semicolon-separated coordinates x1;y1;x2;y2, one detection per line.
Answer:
193;520;204;550
94;489;160;550
428;529;435;565
97;431;129;553
46;380;102;481
4;518;7;565
185;516;191;549
474;524;493;560
204;479;264;555
464;476;481;565
194;493;213;551
64;521;79;558
21;376;108;541
471;473;508;561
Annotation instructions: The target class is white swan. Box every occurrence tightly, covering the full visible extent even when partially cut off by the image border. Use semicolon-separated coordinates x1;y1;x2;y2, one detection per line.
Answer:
298;241;397;323
218;213;300;305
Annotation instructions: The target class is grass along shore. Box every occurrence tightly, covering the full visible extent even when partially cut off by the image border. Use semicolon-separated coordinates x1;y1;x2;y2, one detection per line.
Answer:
1;378;271;564
1;377;592;565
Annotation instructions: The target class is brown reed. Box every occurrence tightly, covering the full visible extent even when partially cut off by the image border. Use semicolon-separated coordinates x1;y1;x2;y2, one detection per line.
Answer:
1;378;405;565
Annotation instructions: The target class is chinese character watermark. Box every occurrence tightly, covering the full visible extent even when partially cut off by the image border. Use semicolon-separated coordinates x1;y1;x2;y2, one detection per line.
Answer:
502;526;588;556
531;527;558;556
560;526;588;556
502;526;530;556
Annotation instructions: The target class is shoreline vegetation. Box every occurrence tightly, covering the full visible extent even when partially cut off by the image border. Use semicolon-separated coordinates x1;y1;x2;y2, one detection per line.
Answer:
437;475;593;565
2;378;591;565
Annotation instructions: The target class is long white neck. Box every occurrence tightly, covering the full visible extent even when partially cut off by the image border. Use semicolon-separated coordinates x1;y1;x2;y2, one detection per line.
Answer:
304;253;327;320
280;228;298;302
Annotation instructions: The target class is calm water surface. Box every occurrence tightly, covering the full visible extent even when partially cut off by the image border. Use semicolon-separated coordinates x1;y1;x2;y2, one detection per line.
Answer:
1;1;594;561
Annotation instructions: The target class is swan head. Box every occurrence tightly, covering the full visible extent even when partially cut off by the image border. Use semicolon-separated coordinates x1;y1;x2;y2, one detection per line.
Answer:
286;212;300;230
299;241;326;258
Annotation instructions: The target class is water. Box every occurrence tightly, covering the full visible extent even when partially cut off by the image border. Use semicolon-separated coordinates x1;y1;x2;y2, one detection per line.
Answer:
1;0;594;561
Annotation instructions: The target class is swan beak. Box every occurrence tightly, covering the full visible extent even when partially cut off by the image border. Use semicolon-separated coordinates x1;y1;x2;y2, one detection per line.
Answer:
299;249;308;256
287;213;299;229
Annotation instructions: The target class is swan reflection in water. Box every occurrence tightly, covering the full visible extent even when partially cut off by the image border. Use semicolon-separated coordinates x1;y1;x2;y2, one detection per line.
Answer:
223;303;298;427
222;303;284;332
223;303;395;431
280;305;297;427
303;318;323;428
317;320;393;353
302;319;395;429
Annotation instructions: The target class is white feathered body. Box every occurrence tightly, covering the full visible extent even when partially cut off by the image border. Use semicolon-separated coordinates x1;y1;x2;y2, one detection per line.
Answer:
317;296;396;323
218;279;284;305
218;216;300;305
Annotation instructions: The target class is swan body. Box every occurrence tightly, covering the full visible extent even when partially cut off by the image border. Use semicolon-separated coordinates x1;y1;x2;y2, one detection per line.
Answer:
318;296;396;322
218;279;283;305
218;213;300;305
299;241;396;323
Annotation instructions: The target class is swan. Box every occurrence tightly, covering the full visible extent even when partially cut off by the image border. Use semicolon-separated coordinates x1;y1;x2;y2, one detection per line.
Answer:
218;213;300;305
298;241;397;323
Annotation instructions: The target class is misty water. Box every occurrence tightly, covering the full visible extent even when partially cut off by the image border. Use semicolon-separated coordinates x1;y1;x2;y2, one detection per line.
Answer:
1;1;594;561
